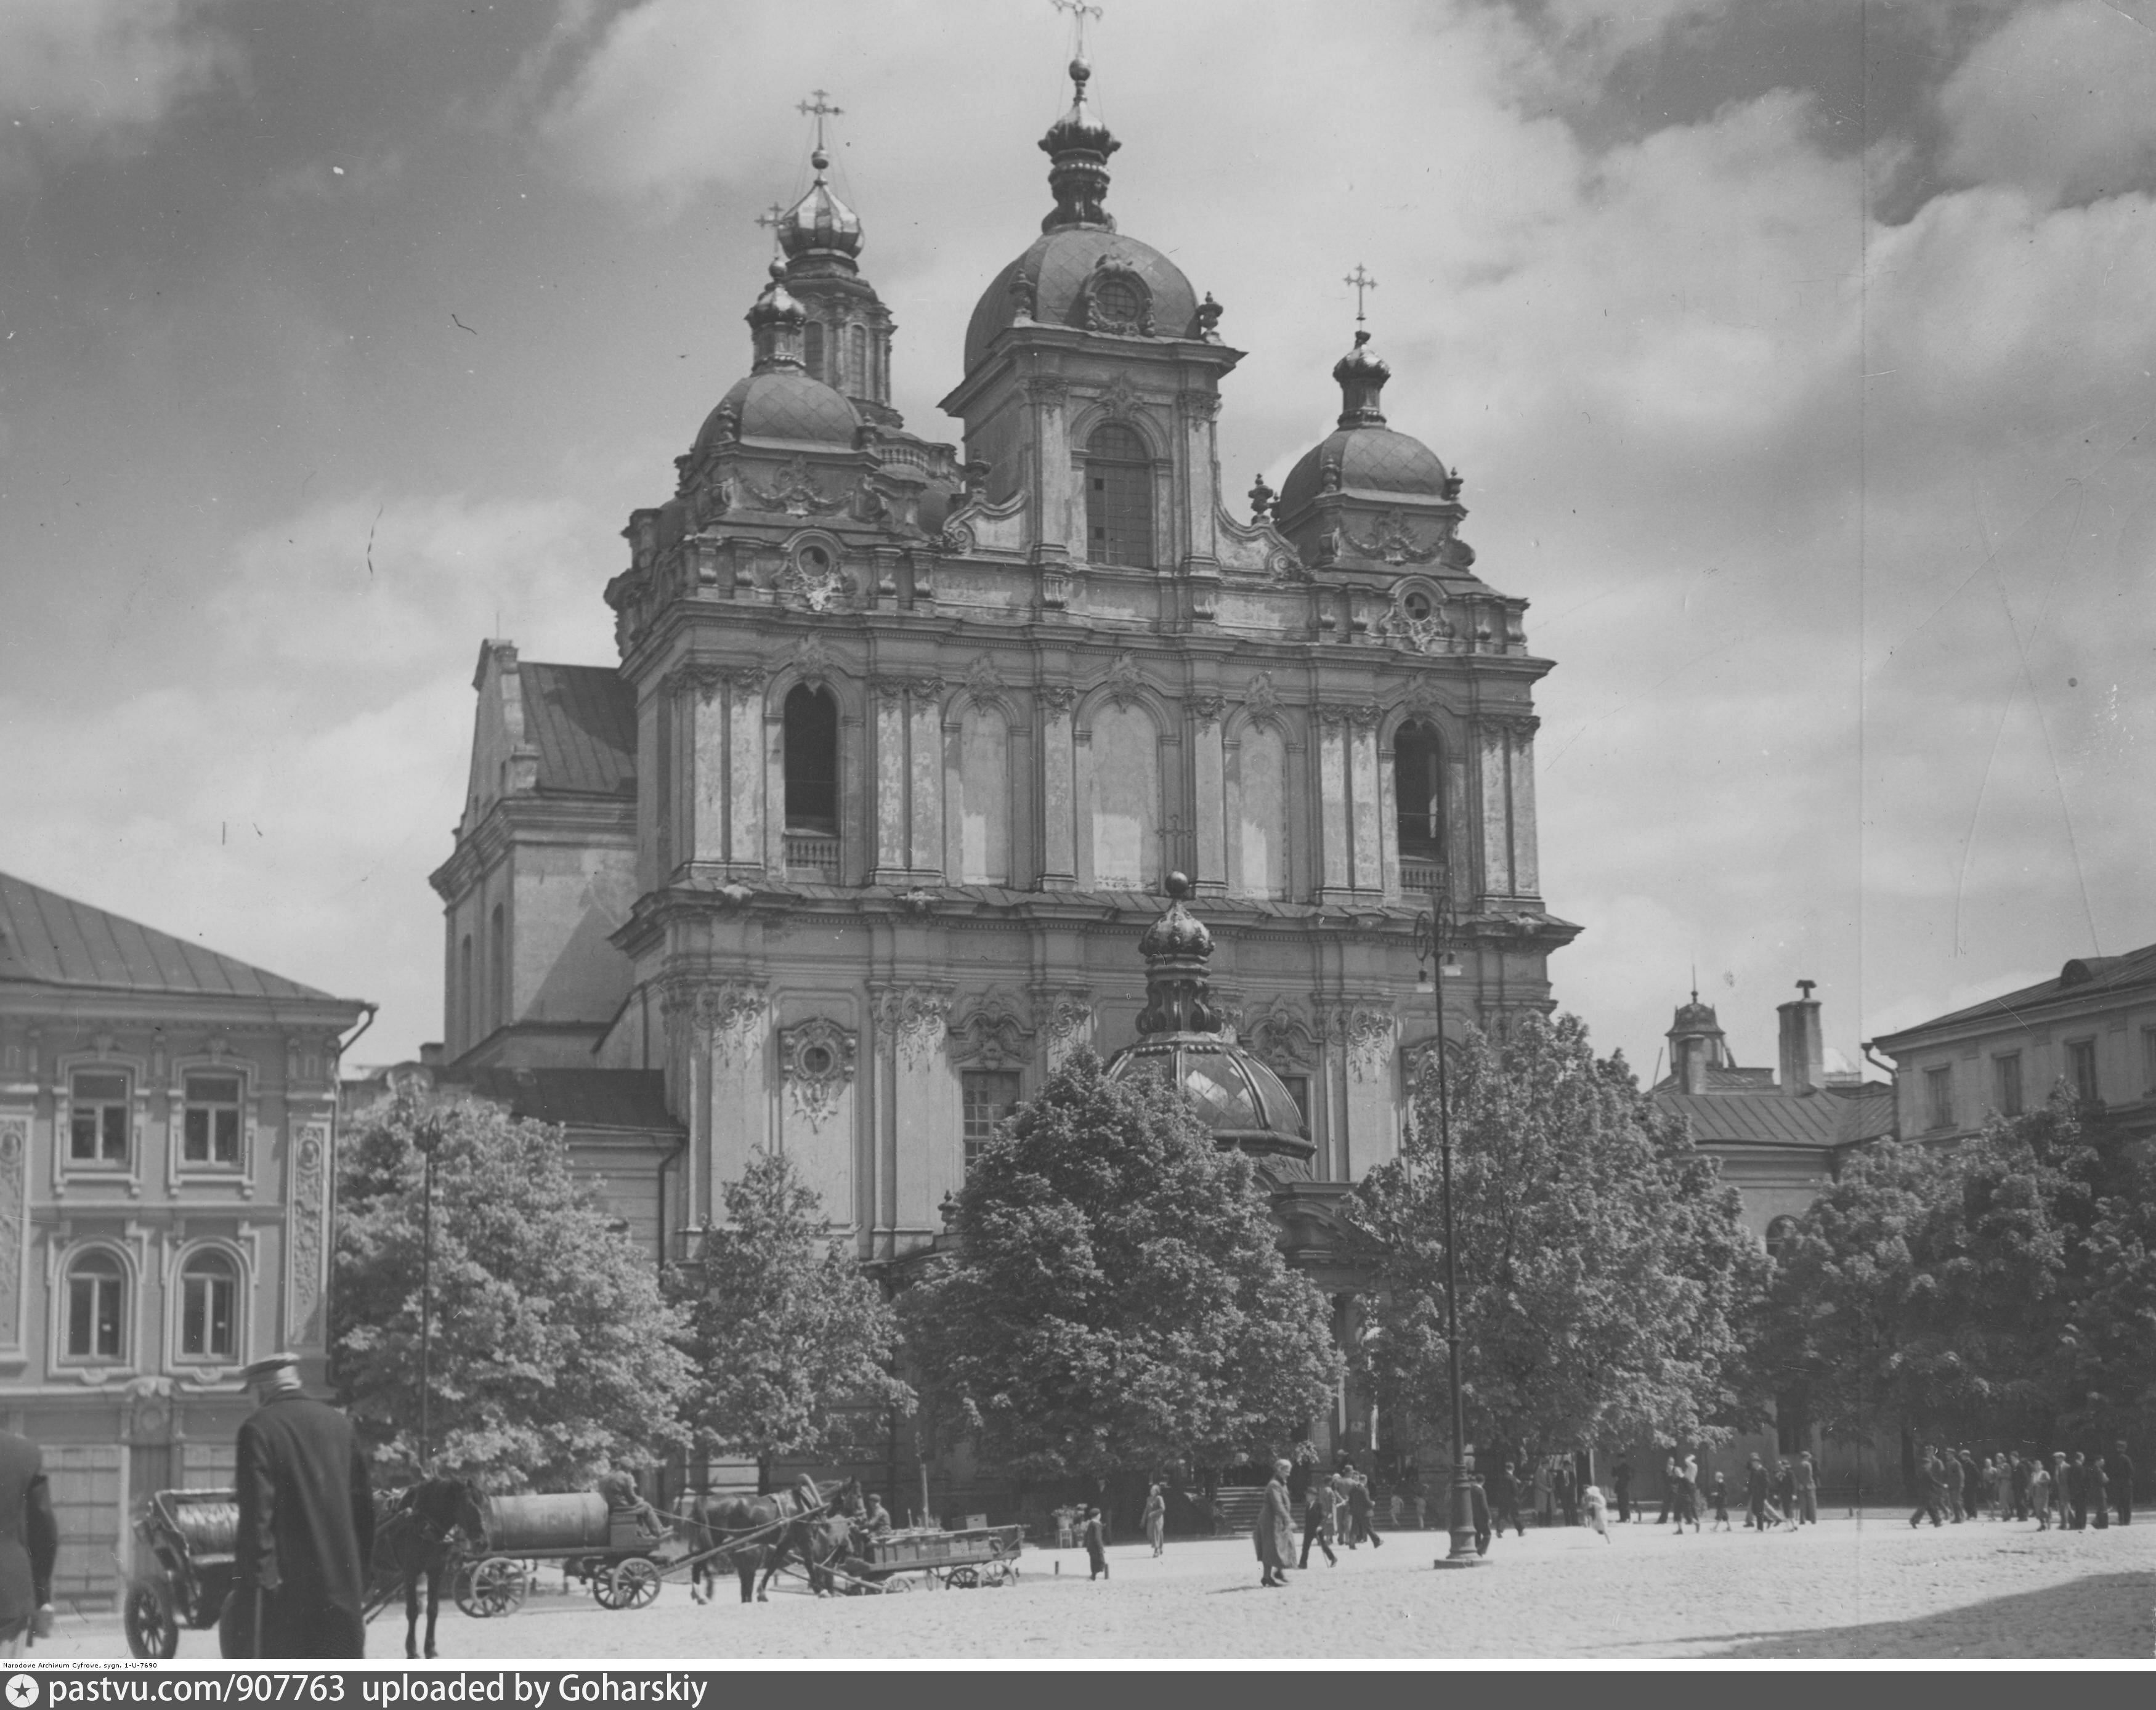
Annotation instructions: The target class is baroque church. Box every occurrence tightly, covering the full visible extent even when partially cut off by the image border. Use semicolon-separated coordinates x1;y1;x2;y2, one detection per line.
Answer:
431;57;1576;1300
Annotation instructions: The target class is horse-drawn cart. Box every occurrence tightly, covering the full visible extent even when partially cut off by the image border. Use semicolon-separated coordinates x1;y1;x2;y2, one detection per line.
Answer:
121;1489;241;1658
825;1524;1026;1594
453;1493;671;1617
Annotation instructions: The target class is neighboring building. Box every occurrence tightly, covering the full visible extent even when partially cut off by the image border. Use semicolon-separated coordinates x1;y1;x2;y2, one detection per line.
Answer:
432;58;1579;1294
1868;942;2156;1146
1650;981;1894;1244
0;871;368;1601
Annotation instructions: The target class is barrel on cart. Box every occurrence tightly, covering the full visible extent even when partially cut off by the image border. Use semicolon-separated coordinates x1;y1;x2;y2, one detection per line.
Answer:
832;1523;1026;1592
453;1492;671;1617
121;1489;240;1657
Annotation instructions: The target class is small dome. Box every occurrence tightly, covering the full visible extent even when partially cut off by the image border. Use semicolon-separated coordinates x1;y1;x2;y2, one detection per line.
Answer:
697;370;859;453
1107;1039;1313;1180
965;228;1198;373
777;150;862;262
1277;426;1450;518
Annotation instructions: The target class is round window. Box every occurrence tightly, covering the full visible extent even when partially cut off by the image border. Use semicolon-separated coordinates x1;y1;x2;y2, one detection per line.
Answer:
1093;276;1142;324
1403;590;1433;622
801;546;830;573
801;1045;833;1076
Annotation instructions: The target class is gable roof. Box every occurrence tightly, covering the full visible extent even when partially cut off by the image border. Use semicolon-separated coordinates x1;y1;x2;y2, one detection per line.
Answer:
519;663;636;799
1871;941;2156;1047
1653;1080;1894;1152
455;1068;680;1133
0;871;346;1003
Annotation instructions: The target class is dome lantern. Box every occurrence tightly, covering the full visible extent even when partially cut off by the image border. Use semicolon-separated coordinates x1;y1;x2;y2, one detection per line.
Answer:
1038;57;1120;233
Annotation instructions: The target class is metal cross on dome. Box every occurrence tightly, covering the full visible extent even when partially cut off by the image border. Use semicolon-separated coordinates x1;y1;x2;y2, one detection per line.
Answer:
1345;264;1378;324
1050;0;1103;58
797;90;843;153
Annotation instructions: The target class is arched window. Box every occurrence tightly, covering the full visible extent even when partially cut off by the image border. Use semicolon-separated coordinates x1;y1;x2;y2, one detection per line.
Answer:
1084;423;1154;569
65;1250;126;1361
1090;702;1159;889
952;705;1010;885
1233;723;1288;898
1765;1216;1797;1263
848;324;868;394
1394;719;1444;891
180;1250;238;1359
459;933;474;1053
784;684;840;835
490;902;507;1035
803;321;825;382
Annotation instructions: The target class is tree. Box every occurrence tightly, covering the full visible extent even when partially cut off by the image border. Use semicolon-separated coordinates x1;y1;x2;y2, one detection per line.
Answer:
1350;1013;1767;1459
899;1051;1342;1498
333;1093;691;1488
673;1149;914;1489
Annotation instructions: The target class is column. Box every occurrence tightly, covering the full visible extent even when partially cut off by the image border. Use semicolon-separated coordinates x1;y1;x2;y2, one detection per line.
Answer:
1039;687;1077;888
875;983;955;1238
1317;710;1352;901
691;671;728;864
697;979;769;1218
728;672;766;869
1349;711;1383;893
1192;700;1226;894
907;681;944;878
1028;378;1073;551
872;680;909;885
1336;999;1400;1178
1507;716;1541;898
1479;718;1512;901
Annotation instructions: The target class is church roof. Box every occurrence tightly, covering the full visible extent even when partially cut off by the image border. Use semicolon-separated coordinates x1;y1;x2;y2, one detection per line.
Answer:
1276;331;1452;522
965;228;1198;374
0;870;346;1003
697;369;860;452
1653;1080;1894;1151
518;663;636;799
1870;941;2156;1047
455;1067;680;1134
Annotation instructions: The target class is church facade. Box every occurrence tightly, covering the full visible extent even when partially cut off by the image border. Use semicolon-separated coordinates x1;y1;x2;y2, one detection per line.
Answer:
434;60;1576;1281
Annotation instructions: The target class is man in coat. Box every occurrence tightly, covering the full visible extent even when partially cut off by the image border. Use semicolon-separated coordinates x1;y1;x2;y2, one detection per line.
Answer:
1256;1459;1295;1587
1298;1473;1337;1568
1612;1454;1634;1525
1745;1453;1770;1533
1909;1446;1945;1528
0;1426;59;1658
2115;1441;2135;1526
1345;1467;1384;1549
229;1352;374;1658
1488;1461;1524;1538
1793;1451;1818;1525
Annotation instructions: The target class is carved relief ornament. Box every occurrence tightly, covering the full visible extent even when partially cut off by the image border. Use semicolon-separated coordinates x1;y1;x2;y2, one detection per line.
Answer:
946;991;1034;1070
872;984;954;1069
1246;1000;1318;1071
778;1018;856;1132
1100;654;1148;708
744;456;845;519
1329;1002;1397;1082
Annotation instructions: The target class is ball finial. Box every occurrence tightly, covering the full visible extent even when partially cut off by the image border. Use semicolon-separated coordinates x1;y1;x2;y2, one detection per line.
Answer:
1070;56;1090;84
811;147;829;172
1164;870;1191;899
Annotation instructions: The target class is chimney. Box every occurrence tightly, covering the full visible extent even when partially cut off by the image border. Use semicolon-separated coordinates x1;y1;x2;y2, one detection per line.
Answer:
1681;1036;1707;1095
1778;981;1824;1097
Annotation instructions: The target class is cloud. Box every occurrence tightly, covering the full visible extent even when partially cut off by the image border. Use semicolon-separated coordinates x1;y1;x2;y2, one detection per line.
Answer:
0;0;237;145
1940;0;2156;206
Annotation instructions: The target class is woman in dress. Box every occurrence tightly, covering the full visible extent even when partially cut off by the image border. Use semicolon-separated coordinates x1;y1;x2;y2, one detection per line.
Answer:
1142;1483;1167;1557
1256;1460;1297;1588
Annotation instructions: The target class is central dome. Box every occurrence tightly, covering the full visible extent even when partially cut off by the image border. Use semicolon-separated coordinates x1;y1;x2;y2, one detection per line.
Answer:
964;230;1198;373
697;370;859;453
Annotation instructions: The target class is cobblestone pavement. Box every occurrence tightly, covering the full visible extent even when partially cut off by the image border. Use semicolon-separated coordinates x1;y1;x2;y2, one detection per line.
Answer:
42;1510;2156;1661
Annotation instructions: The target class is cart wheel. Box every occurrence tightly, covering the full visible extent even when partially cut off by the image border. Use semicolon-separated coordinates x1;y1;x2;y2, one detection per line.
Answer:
612;1557;662;1610
983;1563;1010;1587
461;1557;527;1618
947;1566;980;1589
590;1568;622;1610
123;1579;179;1659
880;1573;914;1593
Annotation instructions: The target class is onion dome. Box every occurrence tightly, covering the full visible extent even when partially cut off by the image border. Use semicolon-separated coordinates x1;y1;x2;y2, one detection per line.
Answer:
1104;873;1316;1183
694;262;861;453
962;56;1198;373
1276;329;1451;520
776;147;863;265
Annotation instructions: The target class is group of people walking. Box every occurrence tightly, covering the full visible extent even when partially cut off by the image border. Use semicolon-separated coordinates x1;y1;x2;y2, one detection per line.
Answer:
1910;1443;2134;1531
1294;1462;1386;1568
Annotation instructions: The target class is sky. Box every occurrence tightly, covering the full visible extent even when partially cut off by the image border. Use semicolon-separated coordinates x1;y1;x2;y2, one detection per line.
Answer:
2;0;2152;1083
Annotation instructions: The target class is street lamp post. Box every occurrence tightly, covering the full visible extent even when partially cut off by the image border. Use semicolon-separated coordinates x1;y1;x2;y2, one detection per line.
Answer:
395;1076;444;1474
1414;904;1483;1568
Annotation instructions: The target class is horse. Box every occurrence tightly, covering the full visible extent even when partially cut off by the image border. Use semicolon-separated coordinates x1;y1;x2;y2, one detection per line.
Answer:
757;1477;865;1600
376;1479;487;1658
675;1477;862;1604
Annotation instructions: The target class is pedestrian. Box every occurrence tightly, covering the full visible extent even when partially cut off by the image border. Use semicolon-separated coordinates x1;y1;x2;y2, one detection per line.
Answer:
1142;1483;1166;1557
2011;1452;2030;1522
1535;1458;1555;1528
1908;1445;1944;1529
1489;1461;1525;1538
2051;1453;2072;1531
1709;1469;1732;1532
2069;1453;2089;1531
1793;1451;1818;1525
1747;1453;1771;1534
1;1424;59;1659
1298;1474;1337;1569
2027;1456;2050;1528
1959;1449;1981;1520
1256;1459;1295;1588
1467;1472;1492;1556
1613;1454;1634;1525
227;1351;375;1658
1773;1458;1796;1524
1347;1468;1384;1548
1656;1454;1676;1525
1558;1459;1579;1528
1408;1474;1427;1531
1080;1505;1109;1579
1680;1454;1704;1533
2115;1441;2136;1526
1943;1447;1964;1523
2089;1458;2110;1530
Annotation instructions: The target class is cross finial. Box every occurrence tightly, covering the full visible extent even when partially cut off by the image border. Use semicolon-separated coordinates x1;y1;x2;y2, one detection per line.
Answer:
755;200;788;256
796;89;843;153
1345;264;1377;324
1050;0;1103;60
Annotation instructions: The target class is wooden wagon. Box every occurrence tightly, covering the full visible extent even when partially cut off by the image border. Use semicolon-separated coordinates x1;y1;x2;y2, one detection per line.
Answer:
822;1524;1026;1593
452;1492;673;1616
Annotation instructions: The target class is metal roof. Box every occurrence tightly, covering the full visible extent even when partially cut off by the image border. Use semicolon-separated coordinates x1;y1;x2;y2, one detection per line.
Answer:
1653;1080;1894;1151
519;663;636;799
0;870;344;1003
455;1068;680;1133
1871;941;2156;1046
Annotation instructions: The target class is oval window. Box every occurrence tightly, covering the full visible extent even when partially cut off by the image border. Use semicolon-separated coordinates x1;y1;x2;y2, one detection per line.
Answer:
801;1045;833;1076
1404;590;1433;622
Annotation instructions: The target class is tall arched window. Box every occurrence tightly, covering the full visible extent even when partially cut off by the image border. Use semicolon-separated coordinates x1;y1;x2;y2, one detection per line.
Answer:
803;321;825;382
65;1250;126;1361
848;324;868;394
1394;719;1444;893
180;1250;238;1359
490;902;507;1035
783;685;841;883
459;933;474;1053
1084;423;1154;569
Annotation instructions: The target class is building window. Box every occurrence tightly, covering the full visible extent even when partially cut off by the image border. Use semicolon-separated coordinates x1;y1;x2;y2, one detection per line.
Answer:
490;902;508;1035
1393;719;1444;892
2144;1026;2156;1095
848;323;868;393
180;1250;238;1359
1765;1216;1797;1263
1084;423;1153;569
2066;1038;2098;1104
68;1070;130;1166
1992;1052;2023;1119
65;1251;126;1361
182;1073;243;1167
783;684;840;834
961;1071;1022;1175
803;320;825;382
1278;1074;1311;1138
460;933;474;1053
1093;275;1143;324
1923;1065;1954;1132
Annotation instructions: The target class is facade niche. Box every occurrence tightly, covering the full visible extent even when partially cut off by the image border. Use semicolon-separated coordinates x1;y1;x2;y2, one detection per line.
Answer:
949;704;1011;885
1084;422;1154;569
1090;702;1159;890
784;684;841;880
1393;718;1445;891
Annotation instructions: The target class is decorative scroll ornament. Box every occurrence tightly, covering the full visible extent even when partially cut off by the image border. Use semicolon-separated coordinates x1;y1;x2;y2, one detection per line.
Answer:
1100;653;1146;708
1244;671;1283;726
964;654;1006;700
1038;683;1078;714
873;984;954;1069
792;633;838;685
692;979;769;1062
0;1117;25;1348
1343;508;1441;566
776;547;854;614
1397;674;1445;720
287;1124;330;1346
1084;259;1156;337
1373;583;1456;655
1100;373;1144;420
744;456;846;518
938;517;978;556
1246;999;1317;1070
1033;989;1093;1067
1400;1035;1459;1098
1191;695;1226;728
947;990;1034;1069
779;1018;856;1131
1334;1002;1397;1082
1486;713;1542;742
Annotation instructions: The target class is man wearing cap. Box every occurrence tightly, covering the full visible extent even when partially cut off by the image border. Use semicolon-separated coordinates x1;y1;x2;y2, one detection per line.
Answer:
0;1423;59;1657
227;1353;375;1658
